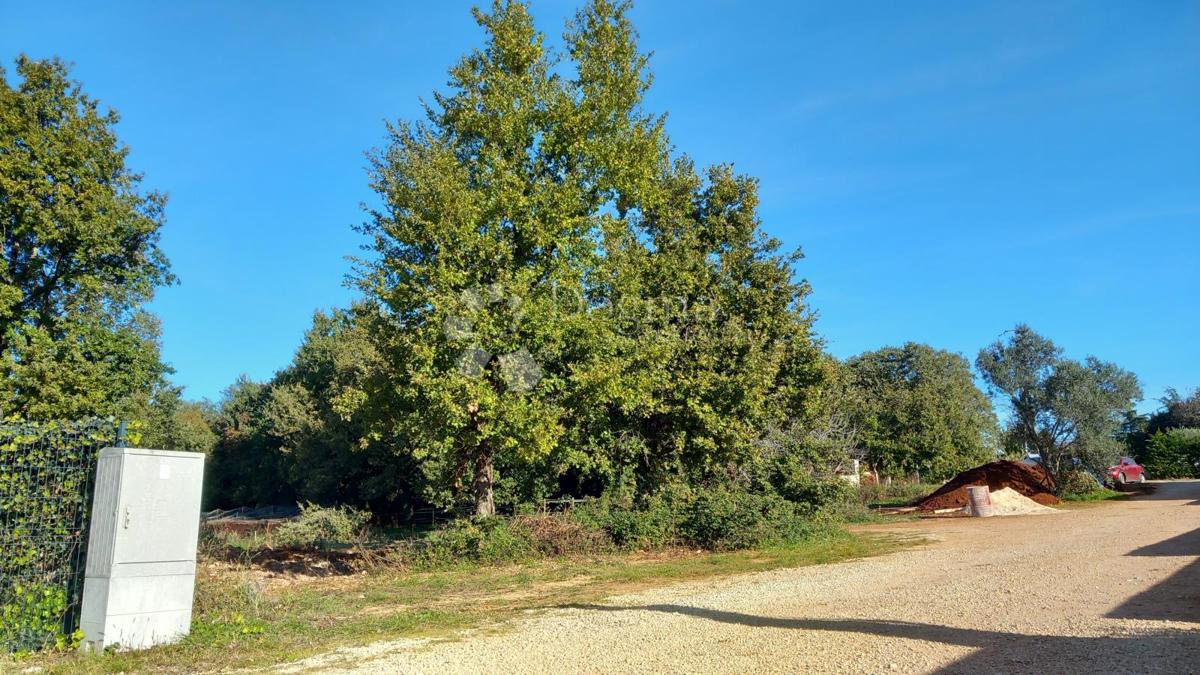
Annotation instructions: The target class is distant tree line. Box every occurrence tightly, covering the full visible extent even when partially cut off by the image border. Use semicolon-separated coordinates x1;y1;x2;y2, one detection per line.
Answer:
3;1;1169;517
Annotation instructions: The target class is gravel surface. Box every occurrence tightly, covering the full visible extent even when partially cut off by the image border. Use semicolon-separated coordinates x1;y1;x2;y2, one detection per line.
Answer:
287;480;1200;674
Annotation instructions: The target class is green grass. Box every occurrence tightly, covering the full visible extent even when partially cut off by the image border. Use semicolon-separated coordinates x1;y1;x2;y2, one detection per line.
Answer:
1060;487;1129;503
9;529;916;674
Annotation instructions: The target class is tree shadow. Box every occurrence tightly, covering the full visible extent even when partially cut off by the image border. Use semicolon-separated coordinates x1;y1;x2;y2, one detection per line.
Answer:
566;603;1200;673
1124;480;1200;503
1105;525;1200;622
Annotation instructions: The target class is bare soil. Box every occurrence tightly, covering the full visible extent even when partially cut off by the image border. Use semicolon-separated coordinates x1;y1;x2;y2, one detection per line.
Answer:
915;460;1058;510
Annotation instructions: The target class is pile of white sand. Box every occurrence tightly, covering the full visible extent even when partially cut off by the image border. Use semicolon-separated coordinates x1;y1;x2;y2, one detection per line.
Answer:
987;487;1059;516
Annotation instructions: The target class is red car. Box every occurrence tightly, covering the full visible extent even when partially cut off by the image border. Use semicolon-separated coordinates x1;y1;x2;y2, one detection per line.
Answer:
1108;457;1146;486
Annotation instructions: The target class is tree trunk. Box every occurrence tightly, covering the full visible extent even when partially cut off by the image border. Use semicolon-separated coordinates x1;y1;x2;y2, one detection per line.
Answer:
473;447;495;517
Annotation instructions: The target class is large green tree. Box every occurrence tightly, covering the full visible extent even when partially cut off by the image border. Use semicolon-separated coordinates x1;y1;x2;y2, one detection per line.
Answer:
0;56;173;420
358;0;826;515
847;343;997;480
976;324;1141;488
359;1;592;516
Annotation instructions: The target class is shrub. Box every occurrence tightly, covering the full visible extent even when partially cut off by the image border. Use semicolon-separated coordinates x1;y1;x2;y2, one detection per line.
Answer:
679;488;763;550
1141;429;1200;479
1058;469;1103;495
677;488;818;551
573;482;840;552
781;477;858;515
570;490;680;550
272;502;371;550
416;518;535;566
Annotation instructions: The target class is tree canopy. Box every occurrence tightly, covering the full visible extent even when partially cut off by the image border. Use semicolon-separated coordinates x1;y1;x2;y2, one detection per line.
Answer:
976;324;1141;487
847;343;997;481
0;55;173;420
356;0;825;515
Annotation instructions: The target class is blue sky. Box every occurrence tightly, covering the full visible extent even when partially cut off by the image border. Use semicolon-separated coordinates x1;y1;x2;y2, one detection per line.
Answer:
3;1;1197;411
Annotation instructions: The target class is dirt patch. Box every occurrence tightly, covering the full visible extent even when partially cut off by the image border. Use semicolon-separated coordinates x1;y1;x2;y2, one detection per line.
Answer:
915;460;1058;511
205;546;364;576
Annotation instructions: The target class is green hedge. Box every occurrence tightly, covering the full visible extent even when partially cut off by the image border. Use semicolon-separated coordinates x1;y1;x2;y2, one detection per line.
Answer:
1141;429;1200;479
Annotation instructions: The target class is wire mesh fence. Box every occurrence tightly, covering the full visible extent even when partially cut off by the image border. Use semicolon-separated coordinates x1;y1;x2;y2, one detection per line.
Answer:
0;421;118;653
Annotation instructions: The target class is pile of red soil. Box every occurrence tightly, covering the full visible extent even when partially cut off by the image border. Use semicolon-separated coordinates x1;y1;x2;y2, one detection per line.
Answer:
915;460;1059;511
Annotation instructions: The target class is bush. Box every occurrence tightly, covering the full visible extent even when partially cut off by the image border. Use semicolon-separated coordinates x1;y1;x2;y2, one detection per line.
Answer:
1058;469;1103;495
777;477;858;515
272;502;371;550
570;490;680;550
416;518;535;566
678;488;820;551
573;483;839;552
1141;429;1200;479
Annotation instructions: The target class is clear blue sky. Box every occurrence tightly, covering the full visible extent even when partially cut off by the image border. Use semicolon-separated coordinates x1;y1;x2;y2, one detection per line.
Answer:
4;1;1197;411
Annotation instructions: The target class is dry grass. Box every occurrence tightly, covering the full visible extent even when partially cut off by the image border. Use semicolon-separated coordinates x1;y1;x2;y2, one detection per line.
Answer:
10;531;914;674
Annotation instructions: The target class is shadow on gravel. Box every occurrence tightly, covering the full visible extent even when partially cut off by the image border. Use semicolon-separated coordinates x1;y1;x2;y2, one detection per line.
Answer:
1124;479;1200;503
1106;525;1200;622
568;604;1200;673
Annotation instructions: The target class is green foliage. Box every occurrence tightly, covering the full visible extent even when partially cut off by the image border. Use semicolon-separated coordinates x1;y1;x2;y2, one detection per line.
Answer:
1148;388;1200;435
572;483;838;552
1060;487;1124;502
847;343;998;481
0;421;114;653
1125;388;1200;458
205;376;291;507
0;56;173;420
416;518;537;566
855;481;941;508
204;308;420;511
976;324;1141;489
570;489;682;549
1141;429;1200;479
1058;469;1104;495
353;0;827;516
677;489;788;550
138;385;217;453
0;584;66;654
772;475;858;514
272;502;372;551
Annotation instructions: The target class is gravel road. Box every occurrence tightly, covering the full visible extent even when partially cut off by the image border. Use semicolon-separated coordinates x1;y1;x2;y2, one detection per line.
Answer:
290;480;1200;674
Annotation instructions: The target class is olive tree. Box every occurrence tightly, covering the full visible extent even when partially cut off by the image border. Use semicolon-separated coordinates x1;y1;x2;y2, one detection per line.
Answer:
976;324;1141;488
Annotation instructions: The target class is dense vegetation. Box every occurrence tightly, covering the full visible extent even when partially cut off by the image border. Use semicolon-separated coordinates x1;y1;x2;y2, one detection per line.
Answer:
4;0;1187;526
846;343;998;481
1125;389;1200;478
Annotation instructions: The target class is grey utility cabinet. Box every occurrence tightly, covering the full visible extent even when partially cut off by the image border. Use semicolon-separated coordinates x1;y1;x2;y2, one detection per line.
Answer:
80;447;205;651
